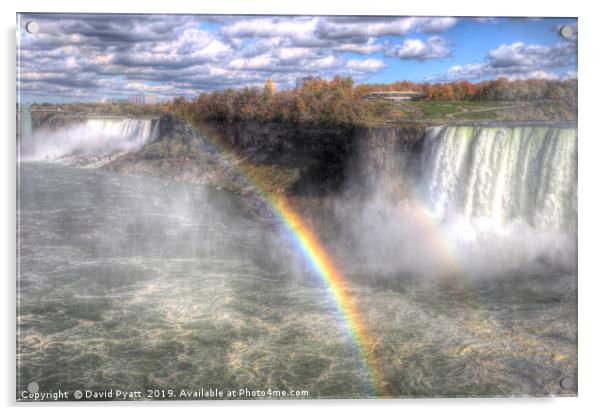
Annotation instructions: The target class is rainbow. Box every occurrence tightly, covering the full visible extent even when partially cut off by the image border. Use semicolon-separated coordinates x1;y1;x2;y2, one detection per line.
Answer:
386;175;474;300
197;126;387;397
397;185;466;282
269;195;386;396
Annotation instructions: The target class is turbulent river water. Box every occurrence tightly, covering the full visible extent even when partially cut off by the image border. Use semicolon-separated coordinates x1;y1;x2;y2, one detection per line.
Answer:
17;122;577;399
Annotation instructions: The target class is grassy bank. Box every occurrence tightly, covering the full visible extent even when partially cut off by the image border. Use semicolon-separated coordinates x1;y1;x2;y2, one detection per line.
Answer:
393;100;576;123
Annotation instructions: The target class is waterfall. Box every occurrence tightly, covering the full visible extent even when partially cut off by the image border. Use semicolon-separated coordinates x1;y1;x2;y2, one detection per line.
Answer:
21;117;160;165
421;125;577;233
18;104;33;140
392;124;580;277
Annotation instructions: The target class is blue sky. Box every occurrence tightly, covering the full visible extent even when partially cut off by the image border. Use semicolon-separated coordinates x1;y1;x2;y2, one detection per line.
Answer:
16;15;577;102
368;17;577;83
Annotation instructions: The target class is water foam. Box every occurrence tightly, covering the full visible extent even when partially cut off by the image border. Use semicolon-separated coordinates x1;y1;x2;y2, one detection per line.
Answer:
21;118;160;165
420;125;577;275
421;125;577;233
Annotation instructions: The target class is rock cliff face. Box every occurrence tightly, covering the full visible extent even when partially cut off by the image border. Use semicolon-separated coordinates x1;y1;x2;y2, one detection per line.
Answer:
348;126;426;189
204;121;354;153
202;122;425;167
104;116;428;196
201;121;427;191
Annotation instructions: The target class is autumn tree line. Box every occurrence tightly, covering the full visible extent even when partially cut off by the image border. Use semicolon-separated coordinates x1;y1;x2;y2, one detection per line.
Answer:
361;77;577;103
168;76;577;126
32;75;577;126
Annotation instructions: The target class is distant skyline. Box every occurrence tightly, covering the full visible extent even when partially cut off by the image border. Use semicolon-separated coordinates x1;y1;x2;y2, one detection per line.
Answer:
17;14;577;103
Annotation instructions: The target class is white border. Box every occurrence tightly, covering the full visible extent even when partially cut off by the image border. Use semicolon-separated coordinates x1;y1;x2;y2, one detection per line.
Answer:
3;1;601;414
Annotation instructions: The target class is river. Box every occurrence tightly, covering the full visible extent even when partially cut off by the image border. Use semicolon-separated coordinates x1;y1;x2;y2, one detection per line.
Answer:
17;158;577;399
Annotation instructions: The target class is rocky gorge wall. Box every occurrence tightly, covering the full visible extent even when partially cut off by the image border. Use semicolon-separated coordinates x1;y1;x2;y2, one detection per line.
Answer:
100;115;429;198
200;120;427;192
29;111;428;189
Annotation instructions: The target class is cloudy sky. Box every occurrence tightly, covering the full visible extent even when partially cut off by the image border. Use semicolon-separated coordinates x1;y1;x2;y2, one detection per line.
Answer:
17;14;577;102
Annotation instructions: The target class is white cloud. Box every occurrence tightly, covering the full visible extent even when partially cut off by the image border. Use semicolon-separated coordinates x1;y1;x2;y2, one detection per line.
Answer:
506;70;559;81
432;39;576;82
385;36;451;61
314;17;457;40
229;54;274;70
277;47;313;62
313;55;341;69
221;17;319;40
417;17;458;33
30;14;578;102
345;58;386;72
21;14;408;99
335;38;384;54
487;42;574;68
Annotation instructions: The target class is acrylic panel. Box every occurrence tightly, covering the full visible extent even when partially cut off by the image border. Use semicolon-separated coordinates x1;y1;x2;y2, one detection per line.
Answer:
16;13;577;401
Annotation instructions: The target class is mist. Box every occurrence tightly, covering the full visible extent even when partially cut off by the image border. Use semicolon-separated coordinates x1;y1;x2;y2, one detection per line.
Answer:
333;125;577;280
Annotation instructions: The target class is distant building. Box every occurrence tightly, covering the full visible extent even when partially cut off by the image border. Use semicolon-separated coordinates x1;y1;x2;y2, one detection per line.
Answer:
101;97;129;104
365;91;426;102
146;94;157;105
295;76;320;88
264;77;276;96
128;94;144;105
100;97;128;104
128;94;158;105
